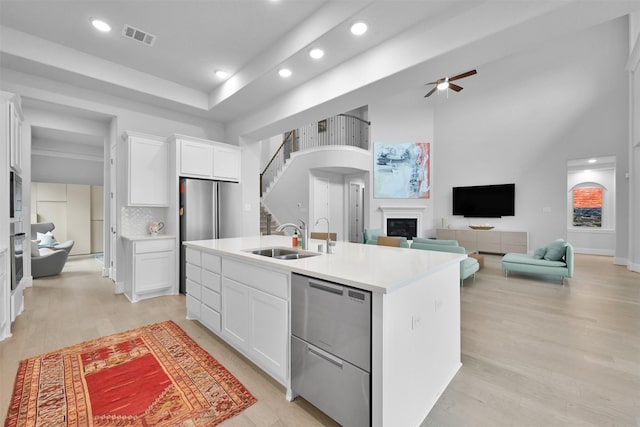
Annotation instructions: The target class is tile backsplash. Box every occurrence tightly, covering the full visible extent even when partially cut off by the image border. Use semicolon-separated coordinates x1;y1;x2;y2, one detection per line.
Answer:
121;206;166;236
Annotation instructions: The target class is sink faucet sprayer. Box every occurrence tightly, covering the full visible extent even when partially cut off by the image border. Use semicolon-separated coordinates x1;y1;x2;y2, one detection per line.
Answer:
276;219;308;249
315;217;333;254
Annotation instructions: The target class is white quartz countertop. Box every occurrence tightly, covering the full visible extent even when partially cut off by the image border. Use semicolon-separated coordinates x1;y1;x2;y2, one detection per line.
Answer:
121;234;176;241
184;235;465;294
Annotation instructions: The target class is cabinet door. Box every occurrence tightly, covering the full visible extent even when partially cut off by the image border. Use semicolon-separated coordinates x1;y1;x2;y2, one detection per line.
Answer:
129;137;168;206
212;145;241;182
9;102;22;173
134;251;172;294
180;140;214;178
221;277;249;351
249;288;288;381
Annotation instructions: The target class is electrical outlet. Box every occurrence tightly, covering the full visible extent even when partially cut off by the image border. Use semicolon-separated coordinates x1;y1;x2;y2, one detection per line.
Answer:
434;299;443;312
411;315;422;330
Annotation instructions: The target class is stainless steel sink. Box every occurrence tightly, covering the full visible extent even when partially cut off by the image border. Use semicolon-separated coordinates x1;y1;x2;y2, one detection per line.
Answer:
244;247;319;260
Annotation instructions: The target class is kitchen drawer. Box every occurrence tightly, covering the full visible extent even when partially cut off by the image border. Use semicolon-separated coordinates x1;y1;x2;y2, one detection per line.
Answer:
186;295;200;320
186;279;201;300
201;270;221;292
291;335;370;427
202;287;221;312
202;252;220;273
223;258;288;299
185;247;201;266
201;304;221;332
135;238;174;254
186;263;201;283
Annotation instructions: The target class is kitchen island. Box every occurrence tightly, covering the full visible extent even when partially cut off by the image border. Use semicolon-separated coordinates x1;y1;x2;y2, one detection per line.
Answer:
184;235;465;427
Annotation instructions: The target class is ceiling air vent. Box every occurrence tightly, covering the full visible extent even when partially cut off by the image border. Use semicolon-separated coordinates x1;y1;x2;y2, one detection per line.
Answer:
122;24;156;46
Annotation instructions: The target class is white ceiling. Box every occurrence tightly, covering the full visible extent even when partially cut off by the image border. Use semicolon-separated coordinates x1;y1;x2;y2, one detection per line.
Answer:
1;0;639;128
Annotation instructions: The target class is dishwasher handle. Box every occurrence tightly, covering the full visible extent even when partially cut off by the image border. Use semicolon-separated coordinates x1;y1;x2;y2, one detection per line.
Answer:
308;343;344;369
309;279;343;295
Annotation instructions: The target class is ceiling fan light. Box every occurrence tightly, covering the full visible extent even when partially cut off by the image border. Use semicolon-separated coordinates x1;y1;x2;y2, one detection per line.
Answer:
437;81;449;91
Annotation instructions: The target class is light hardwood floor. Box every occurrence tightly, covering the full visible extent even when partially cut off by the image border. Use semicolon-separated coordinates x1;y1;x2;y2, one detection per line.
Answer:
1;254;639;426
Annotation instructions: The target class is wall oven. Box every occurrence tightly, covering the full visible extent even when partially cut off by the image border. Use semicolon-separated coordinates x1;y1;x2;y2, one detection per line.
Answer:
10;222;25;291
10;171;22;219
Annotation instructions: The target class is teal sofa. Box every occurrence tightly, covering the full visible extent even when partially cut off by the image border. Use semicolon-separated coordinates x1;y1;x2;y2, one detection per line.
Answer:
502;239;574;284
411;239;479;286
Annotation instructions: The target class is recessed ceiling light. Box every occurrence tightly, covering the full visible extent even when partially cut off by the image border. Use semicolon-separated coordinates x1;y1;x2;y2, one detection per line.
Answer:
91;18;111;33
309;48;324;59
278;68;292;78
588;158;597;163
350;21;368;36
215;69;229;79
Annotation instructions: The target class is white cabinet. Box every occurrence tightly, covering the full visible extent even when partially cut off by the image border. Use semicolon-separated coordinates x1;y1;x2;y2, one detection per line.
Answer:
185;247;288;384
436;228;528;253
0;249;8;340
212;144;241;182
9;100;23;174
180;139;214;178
221;258;288;382
185;247;222;332
124;237;176;302
176;135;241;182
123;132;168;206
221;277;250;350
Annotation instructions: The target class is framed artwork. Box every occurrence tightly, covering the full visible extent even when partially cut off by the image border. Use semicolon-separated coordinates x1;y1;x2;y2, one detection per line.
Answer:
572;187;602;227
374;142;430;198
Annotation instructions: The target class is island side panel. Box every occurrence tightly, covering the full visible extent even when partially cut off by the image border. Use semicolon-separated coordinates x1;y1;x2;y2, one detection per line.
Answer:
381;262;461;426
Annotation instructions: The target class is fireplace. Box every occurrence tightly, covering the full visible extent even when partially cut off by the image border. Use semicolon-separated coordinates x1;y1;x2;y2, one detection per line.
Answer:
387;218;417;240
379;206;424;240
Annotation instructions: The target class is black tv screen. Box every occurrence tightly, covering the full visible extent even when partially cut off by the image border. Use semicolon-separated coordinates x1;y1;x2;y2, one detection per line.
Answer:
452;184;515;218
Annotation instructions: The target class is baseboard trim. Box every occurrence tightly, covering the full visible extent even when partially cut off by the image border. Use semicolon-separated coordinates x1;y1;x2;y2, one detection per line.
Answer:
614;257;628;266
627;261;640;273
574;248;615;256
114;281;124;294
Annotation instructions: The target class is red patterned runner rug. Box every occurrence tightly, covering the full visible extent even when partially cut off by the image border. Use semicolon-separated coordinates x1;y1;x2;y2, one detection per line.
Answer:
5;321;256;426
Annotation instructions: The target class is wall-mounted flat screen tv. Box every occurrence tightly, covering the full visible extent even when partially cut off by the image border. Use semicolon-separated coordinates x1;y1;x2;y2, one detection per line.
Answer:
452;183;515;217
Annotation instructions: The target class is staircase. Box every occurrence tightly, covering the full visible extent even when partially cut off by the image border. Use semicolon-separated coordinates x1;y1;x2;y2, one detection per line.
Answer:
260;203;281;235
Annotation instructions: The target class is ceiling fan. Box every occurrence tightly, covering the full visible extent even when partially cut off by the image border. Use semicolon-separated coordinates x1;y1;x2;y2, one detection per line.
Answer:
424;69;477;98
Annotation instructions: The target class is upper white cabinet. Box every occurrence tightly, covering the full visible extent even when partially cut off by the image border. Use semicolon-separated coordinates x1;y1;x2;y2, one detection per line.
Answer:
3;92;24;174
180;139;214;178
212;144;241;182
123;132;169;206
175;135;241;182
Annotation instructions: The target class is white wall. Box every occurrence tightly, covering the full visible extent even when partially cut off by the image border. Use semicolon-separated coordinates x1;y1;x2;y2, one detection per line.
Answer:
368;90;435;238
433;18;630;253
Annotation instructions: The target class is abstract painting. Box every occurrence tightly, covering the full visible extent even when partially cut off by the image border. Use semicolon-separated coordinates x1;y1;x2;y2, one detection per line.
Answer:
374;142;430;198
573;187;602;227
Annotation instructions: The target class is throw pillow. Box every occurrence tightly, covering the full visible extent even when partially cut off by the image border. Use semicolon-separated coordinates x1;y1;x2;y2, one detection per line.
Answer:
544;239;567;261
30;240;40;257
533;247;546;259
37;231;56;246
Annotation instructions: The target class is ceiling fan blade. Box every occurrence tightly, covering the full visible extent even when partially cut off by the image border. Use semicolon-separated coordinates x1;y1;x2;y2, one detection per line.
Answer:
449;69;477;82
425;81;438;86
424;86;438;98
449;83;464;92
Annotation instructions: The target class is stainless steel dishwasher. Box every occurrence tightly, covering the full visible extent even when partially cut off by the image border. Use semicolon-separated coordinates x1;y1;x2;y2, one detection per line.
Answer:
291;273;371;426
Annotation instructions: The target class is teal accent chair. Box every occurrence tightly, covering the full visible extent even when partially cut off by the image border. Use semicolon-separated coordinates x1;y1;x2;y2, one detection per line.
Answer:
411;240;479;286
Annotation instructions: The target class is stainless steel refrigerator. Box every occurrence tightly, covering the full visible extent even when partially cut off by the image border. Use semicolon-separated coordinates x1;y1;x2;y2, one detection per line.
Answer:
179;178;219;294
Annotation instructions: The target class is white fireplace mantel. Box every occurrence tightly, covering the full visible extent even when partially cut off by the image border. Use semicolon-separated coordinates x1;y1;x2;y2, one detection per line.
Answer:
379;206;425;238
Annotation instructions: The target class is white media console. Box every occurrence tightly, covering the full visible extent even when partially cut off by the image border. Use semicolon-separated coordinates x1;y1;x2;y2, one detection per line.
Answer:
436;228;528;254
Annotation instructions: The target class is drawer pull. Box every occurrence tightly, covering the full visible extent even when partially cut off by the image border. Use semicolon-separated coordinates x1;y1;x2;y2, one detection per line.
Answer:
308;345;343;369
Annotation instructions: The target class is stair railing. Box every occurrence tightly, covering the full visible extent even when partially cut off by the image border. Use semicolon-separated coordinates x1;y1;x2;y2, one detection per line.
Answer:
260;114;370;197
260;130;296;197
